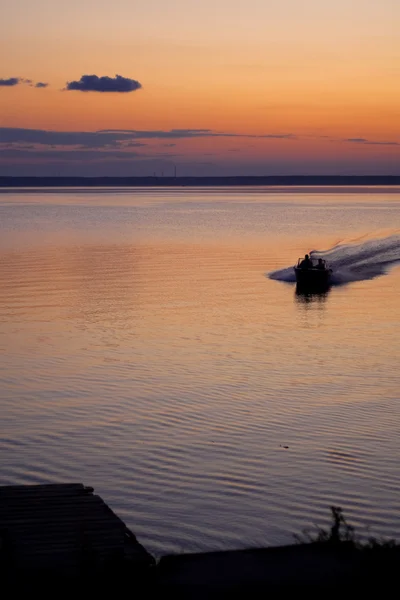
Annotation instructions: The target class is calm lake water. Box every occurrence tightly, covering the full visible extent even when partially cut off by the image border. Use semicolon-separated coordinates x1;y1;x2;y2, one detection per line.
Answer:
1;186;400;557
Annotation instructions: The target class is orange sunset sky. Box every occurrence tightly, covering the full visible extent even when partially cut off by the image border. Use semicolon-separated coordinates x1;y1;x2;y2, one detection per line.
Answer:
1;0;399;176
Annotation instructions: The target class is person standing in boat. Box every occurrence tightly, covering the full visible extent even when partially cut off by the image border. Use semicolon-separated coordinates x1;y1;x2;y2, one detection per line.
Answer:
299;254;313;269
316;258;325;270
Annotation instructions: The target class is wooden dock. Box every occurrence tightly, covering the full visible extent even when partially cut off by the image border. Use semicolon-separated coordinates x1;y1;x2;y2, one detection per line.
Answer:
0;483;155;586
2;483;398;593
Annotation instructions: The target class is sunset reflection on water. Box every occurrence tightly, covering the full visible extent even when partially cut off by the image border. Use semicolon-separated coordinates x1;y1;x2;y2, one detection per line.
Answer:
1;188;400;556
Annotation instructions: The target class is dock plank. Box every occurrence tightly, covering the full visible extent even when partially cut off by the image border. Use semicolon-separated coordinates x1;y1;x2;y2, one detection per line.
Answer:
0;482;155;580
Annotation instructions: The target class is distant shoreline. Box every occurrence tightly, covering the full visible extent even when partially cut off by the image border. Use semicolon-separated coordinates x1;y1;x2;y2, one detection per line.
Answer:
1;175;400;188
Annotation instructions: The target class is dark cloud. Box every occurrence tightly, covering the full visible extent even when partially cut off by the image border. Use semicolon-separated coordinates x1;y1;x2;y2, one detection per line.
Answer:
99;128;295;140
0;127;296;148
259;133;295;139
346;138;399;147
0;77;20;87
99;128;214;138
347;138;368;143
65;74;142;93
9;127;396;157
0;128;132;147
370;141;399;146
0;77;49;88
0;125;303;176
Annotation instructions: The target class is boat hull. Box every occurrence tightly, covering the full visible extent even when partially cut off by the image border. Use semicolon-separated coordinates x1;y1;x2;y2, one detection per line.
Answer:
294;267;332;290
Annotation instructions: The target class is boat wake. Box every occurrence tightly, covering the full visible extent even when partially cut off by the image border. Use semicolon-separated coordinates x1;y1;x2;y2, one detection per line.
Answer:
268;232;400;286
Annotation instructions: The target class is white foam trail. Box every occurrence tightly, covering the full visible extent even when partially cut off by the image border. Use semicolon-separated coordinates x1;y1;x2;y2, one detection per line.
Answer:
269;233;400;285
268;266;297;283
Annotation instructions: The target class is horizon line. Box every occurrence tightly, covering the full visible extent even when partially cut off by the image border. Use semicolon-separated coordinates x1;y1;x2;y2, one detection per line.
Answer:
1;174;400;188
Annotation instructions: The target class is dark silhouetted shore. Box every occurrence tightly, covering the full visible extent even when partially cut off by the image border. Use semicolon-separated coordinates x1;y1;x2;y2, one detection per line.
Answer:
1;175;400;187
2;485;399;595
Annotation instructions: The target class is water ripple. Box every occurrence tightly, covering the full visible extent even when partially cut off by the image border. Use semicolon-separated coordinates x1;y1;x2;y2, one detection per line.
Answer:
1;190;400;556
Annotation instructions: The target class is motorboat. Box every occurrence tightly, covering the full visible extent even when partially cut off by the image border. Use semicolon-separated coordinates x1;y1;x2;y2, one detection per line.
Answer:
294;257;332;289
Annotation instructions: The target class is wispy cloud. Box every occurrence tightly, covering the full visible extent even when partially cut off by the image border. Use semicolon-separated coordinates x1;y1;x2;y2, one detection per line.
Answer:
3;128;397;156
345;137;399;147
0;127;295;148
99;128;295;140
0;128;135;148
65;74;142;93
0;77;49;88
